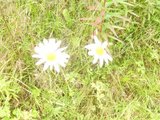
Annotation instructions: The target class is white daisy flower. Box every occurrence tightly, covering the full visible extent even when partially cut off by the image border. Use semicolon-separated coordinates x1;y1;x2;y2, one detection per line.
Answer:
32;38;70;72
85;35;113;67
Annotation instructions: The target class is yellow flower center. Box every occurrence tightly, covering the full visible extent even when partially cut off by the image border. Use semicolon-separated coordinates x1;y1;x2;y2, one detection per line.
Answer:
96;47;105;56
47;53;57;61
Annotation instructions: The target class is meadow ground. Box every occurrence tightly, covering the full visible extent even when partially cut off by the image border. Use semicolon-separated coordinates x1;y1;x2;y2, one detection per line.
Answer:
0;0;160;119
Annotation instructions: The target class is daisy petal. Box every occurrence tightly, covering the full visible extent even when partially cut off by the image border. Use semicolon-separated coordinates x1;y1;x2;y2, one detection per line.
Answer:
43;39;48;45
56;41;61;48
49;39;56;45
85;44;96;50
99;57;104;67
102;41;108;48
36;59;45;65
59;61;66;68
38;43;43;48
92;56;98;64
34;46;42;53
106;54;113;61
104;57;109;65
32;54;42;58
88;51;94;56
93;36;101;45
50;65;54;70
54;64;60;73
57;47;67;52
63;53;70;59
43;63;49;71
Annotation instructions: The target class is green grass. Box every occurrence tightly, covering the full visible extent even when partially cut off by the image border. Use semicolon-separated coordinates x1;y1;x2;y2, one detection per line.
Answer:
0;0;160;119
